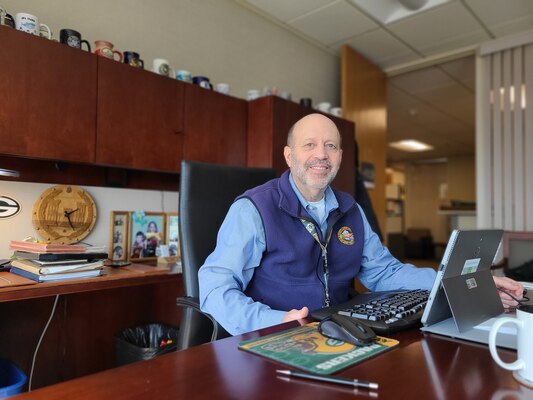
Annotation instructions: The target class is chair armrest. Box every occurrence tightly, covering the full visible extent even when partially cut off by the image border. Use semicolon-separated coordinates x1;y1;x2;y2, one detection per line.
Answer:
176;296;221;342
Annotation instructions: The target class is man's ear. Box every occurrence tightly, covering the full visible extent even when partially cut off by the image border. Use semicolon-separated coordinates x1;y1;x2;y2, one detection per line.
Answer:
284;146;292;167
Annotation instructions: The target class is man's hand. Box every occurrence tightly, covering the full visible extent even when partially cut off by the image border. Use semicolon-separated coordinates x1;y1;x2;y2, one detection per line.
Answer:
283;306;309;324
493;276;523;308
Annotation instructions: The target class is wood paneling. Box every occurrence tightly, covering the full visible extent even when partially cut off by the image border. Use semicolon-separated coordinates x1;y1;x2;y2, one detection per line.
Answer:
183;84;247;166
341;45;387;235
96;57;184;172
0;27;96;163
0;273;181;389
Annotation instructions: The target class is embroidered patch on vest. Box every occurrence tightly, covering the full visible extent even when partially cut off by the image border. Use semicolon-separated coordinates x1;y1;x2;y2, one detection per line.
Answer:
337;226;355;245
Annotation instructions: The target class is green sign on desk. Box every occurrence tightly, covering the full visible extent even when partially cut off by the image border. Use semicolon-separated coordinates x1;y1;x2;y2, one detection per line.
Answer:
238;322;399;375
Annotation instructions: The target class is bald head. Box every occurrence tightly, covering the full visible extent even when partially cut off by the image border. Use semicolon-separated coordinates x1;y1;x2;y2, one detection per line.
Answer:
287;113;342;148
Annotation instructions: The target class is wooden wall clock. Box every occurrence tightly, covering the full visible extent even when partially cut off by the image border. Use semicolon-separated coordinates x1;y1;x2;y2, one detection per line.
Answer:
32;185;97;244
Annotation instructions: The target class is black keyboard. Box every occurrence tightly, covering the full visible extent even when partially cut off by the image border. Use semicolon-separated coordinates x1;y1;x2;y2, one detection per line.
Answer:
310;289;430;335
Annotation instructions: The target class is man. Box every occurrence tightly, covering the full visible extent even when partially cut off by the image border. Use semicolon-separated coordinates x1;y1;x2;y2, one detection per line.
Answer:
199;113;523;335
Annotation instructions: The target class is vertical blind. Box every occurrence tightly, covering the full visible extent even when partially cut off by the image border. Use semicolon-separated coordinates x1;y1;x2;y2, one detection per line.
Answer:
477;39;533;231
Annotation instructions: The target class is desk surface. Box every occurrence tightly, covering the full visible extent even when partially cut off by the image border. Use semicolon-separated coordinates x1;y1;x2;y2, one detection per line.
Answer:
0;264;178;302
12;321;532;400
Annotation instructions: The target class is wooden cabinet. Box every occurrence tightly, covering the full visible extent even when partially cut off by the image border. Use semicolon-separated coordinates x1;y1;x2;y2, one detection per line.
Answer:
96;57;185;172
0;27;97;163
248;96;356;195
183;84;247;166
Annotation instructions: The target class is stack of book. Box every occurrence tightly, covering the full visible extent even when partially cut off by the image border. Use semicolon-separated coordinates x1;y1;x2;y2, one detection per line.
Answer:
9;240;108;283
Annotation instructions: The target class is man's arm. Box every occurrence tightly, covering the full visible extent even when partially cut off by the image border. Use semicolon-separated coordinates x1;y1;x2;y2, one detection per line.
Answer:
198;199;286;335
355;204;437;291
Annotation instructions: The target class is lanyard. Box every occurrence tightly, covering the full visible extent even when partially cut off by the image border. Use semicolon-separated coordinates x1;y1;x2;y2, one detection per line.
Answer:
300;219;333;307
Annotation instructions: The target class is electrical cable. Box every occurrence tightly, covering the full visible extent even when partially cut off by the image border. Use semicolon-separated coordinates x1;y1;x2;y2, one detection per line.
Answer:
28;294;60;391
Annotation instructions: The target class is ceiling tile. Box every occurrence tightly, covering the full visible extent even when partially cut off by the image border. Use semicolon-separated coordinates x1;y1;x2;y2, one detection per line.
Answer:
245;0;336;22
288;1;378;45
488;15;533;38
387;1;489;56
389;66;455;93
337;29;421;69
438;56;475;89
465;0;533;26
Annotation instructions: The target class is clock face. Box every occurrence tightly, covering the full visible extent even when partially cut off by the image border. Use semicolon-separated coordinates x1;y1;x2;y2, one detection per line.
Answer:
32;185;97;244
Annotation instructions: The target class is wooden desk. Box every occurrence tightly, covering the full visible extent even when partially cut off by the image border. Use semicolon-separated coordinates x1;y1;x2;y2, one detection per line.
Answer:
11;322;532;399
0;266;182;389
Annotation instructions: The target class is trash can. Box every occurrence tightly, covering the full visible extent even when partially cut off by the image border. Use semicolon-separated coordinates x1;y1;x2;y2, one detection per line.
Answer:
114;323;178;366
0;359;27;399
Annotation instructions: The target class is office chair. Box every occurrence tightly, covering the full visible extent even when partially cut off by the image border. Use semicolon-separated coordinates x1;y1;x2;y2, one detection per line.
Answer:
176;160;276;350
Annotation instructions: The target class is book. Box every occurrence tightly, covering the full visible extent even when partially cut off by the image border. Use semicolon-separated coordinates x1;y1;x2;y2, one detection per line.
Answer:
9;240;87;253
13;251;108;262
10;259;104;275
10;266;103;282
238;322;399;375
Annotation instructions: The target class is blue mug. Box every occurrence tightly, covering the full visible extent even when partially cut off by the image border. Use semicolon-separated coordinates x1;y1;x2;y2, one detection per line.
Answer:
192;76;212;90
123;51;144;69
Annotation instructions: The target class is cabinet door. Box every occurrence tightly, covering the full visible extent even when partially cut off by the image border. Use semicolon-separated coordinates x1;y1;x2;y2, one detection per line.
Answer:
0;27;96;162
96;57;184;172
248;96;355;195
183;84;246;166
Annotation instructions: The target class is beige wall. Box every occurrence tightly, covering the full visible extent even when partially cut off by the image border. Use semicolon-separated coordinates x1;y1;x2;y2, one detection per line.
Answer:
404;155;475;243
2;0;339;104
0;0;340;259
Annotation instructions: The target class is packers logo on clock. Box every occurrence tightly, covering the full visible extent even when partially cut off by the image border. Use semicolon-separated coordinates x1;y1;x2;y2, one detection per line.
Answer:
32;185;97;244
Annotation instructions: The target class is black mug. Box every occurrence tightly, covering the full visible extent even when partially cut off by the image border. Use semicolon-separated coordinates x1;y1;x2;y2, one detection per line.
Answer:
300;98;312;108
60;29;91;52
123;51;144;69
0;7;15;28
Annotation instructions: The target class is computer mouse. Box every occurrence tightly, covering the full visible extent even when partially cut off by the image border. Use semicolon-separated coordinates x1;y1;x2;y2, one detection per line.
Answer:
318;314;377;346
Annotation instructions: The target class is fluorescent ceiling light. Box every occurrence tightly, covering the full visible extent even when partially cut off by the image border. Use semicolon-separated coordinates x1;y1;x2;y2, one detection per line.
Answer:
351;0;451;24
389;140;434;152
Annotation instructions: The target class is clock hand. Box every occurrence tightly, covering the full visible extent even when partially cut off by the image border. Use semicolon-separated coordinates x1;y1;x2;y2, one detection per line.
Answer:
63;210;75;229
64;208;79;217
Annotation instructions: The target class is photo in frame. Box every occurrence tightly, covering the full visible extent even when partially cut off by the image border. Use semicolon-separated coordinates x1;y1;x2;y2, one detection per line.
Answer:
128;211;166;261
109;211;129;261
166;212;180;258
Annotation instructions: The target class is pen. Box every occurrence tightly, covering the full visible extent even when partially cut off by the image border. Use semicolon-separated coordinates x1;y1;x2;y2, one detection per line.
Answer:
276;369;379;390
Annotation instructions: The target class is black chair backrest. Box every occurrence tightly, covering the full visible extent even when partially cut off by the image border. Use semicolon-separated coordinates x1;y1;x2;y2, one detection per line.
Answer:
179;160;277;297
177;160;276;347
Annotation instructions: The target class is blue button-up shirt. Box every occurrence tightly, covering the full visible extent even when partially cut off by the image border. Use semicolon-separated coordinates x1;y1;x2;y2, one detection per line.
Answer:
199;174;436;335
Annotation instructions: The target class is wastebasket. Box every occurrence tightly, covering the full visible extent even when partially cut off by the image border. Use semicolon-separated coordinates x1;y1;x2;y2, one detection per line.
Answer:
114;323;178;366
0;360;27;399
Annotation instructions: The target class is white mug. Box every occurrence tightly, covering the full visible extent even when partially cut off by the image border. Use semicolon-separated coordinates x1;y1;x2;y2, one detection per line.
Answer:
152;58;175;78
15;12;51;39
316;101;331;113
489;305;533;385
247;89;260;101
215;83;230;95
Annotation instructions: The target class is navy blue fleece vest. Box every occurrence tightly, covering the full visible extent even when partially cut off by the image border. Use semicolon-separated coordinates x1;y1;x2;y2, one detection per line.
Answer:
240;171;365;312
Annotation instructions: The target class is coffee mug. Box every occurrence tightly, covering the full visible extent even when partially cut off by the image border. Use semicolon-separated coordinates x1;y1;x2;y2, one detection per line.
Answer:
94;40;122;62
152;58;174;78
300;98;312;108
192;76;212;90
15;12;51;39
176;70;192;83
330;107;343;117
0;6;15;28
60;29;91;52
316;102;331;113
124;51;144;69
215;83;230;95
489;305;533;385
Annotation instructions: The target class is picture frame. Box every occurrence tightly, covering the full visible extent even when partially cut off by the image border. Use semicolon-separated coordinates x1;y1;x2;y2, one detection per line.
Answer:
109;211;129;261
166;212;180;259
128;211;166;261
